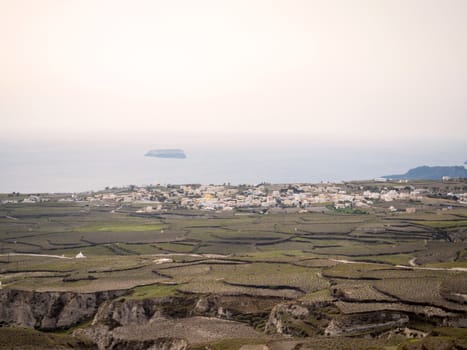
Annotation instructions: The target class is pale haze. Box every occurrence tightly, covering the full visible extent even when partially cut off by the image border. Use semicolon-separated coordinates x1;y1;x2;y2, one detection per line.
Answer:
1;0;466;192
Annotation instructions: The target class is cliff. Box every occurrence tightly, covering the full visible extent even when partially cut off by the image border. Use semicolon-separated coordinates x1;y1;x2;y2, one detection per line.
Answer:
1;289;466;349
0;289;125;330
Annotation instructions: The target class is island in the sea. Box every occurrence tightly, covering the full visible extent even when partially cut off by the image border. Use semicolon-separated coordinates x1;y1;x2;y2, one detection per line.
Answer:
145;149;186;159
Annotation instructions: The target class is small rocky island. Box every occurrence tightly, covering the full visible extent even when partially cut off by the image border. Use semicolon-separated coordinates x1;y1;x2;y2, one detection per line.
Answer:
145;149;186;159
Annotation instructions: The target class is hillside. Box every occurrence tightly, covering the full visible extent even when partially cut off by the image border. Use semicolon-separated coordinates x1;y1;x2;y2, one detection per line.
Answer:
384;165;467;180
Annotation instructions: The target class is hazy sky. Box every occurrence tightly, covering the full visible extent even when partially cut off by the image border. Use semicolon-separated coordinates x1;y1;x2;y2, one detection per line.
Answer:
1;0;466;143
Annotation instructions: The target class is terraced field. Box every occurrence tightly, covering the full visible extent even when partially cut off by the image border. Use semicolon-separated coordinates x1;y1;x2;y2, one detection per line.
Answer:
1;202;466;289
1;196;467;349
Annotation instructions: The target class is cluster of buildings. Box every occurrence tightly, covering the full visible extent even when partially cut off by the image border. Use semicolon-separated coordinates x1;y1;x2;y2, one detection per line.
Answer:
2;181;466;213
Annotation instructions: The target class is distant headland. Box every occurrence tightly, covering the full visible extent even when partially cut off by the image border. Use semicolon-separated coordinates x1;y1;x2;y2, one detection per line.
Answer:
145;149;186;159
383;165;467;180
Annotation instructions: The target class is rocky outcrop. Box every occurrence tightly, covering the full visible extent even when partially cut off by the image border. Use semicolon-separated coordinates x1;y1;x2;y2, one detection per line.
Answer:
108;338;187;350
0;288;276;330
193;295;276;328
74;324;188;350
75;316;262;350
72;295;271;350
91;294;277;331
324;312;409;337
264;302;432;338
444;317;467;328
265;301;335;336
0;288;125;330
92;296;197;329
3;287;465;349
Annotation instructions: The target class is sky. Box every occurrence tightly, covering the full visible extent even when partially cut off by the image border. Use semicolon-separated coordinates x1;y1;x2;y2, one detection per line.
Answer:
1;0;467;144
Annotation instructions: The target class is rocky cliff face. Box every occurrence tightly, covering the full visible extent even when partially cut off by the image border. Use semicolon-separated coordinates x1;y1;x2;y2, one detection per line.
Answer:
92;296;197;329
90;294;276;330
2;288;466;350
0;289;274;330
0;290;272;350
0;289;125;330
264;300;467;338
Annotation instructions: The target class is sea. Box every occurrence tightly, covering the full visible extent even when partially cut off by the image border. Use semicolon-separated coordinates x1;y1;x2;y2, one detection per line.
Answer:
0;137;465;193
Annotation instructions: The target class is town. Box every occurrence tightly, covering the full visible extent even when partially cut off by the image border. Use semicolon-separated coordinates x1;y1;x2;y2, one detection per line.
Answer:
2;179;466;214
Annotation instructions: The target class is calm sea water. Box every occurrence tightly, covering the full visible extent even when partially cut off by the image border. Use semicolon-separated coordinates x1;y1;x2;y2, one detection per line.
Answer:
0;139;465;193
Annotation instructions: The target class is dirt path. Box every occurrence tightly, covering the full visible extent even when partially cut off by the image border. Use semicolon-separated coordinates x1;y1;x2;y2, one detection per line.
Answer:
151;253;231;258
329;258;467;272
0;253;73;259
395;264;467;272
